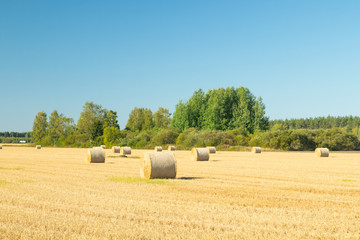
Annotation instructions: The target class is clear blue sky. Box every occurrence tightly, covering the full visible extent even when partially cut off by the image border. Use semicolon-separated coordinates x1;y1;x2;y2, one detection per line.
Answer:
1;1;359;132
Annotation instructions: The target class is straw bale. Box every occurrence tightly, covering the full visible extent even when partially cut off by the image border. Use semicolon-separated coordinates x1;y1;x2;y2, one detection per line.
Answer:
112;146;120;153
120;146;132;155
87;147;105;163
154;146;163;152
207;146;216;154
0;145;2;149
191;148;209;161
140;152;177;179
315;148;329;157
36;145;41;149
168;146;175;151
252;147;262;154
101;145;106;149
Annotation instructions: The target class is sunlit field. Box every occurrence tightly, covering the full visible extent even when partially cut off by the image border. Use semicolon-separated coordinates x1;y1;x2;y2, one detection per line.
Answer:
0;147;359;239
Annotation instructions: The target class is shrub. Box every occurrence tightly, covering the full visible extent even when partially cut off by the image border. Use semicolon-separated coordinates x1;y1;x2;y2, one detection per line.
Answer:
176;128;234;149
315;128;360;150
152;129;179;146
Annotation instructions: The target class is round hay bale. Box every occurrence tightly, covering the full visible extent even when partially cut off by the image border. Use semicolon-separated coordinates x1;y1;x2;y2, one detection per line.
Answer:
168;146;175;151
87;147;105;163
140;152;176;179
207;146;216;154
154;146;162;152
252;147;261;154
100;145;106;149
36;145;41;149
112;146;120;153
191;148;209;161
120;146;132;155
0;145;2;149
315;148;329;157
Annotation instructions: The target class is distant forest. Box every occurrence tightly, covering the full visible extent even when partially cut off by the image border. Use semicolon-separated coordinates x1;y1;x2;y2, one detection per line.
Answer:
270;116;360;131
2;87;360;151
0;132;31;144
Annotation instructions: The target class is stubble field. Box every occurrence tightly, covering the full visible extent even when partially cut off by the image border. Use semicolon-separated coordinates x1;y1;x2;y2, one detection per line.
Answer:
0;147;359;239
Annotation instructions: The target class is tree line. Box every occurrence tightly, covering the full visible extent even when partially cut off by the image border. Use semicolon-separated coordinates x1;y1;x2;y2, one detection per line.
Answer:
29;87;360;151
0;132;31;144
270;116;360;131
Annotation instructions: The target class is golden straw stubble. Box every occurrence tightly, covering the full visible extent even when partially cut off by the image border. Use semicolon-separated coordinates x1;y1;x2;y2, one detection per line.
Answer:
140;152;177;179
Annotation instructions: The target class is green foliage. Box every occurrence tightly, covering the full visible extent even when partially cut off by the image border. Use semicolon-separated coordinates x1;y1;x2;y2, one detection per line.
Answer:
227;128;250;146
104;126;121;147
90;120;104;142
315;128;360;150
127;130;155;148
32;111;48;144
91;136;104;147
248;130;316;151
104;110;120;129
171;100;189;131
153;107;171;129
47;110;75;146
152;129;179;146
230;87;253;131
253;97;269;132
247;128;360;151
125;107;154;132
204;88;234;130
171;87;268;133
176;128;234;149
0;134;31;144
77;101;106;141
187;89;206;128
270;116;360;131
26;93;360;152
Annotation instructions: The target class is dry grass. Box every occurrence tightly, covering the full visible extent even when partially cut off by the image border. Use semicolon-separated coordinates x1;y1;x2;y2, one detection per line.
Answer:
0;147;360;239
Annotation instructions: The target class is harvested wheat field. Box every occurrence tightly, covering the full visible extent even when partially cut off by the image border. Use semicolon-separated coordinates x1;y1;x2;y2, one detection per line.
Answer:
0;147;360;239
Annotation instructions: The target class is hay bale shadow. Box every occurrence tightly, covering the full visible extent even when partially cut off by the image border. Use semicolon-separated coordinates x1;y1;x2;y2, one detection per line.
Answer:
178;177;204;180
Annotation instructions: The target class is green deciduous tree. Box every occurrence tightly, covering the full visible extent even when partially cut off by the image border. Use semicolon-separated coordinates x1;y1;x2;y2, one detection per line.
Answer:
77;102;106;141
231;87;254;132
171;87;269;133
253;97;269;132
125;107;153;132
90;120;103;142
47;110;74;146
32;111;48;144
171;100;189;131
103;126;121;147
153;107;171;129
204;87;237;130
104;110;120;129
